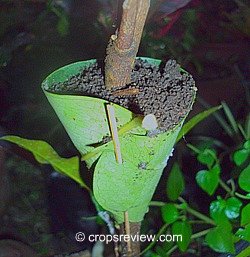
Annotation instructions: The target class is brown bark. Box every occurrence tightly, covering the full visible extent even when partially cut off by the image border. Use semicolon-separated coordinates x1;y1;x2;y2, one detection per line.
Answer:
120;222;141;257
105;0;150;90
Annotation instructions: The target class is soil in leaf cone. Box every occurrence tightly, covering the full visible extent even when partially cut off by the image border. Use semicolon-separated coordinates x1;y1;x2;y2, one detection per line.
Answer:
45;59;196;132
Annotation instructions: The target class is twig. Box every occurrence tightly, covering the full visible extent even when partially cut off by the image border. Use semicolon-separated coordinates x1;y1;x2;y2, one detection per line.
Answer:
106;104;123;164
105;0;150;90
124;211;132;254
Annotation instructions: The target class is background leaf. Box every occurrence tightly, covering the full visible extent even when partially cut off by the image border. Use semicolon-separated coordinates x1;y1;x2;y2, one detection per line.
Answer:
205;227;235;253
233;149;250;166
166;163;185;201
241;204;250;226
172;221;192;252
197;148;217;167
235;225;250;242
225;197;242;220
239;165;250;192
176;106;222;142
1;136;87;189
161;203;179;224
196;168;219;195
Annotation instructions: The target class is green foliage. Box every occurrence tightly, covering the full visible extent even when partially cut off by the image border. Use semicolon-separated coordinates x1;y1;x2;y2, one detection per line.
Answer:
47;0;70;36
197;148;217;167
233;140;250;166
161;204;179;224
225;197;243;220
235;225;250;242
193;147;220;195
196;167;220;195
241;204;250;226
172;221;192;252
1;135;88;189
148;104;250;256
205;226;235;253
166;163;185;201
176;106;222;142
238;164;250;192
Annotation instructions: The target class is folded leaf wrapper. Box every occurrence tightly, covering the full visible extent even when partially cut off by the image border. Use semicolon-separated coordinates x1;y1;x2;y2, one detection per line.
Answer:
42;58;196;223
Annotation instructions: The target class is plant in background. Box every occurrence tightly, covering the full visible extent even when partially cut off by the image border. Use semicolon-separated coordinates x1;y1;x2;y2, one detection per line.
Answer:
144;104;250;257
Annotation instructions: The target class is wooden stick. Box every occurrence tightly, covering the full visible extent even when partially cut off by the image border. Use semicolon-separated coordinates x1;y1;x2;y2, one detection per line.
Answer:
106;104;123;164
124;211;132;254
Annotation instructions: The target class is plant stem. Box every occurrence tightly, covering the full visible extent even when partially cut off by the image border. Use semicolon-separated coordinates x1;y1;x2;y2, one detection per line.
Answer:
191;228;211;239
183;205;215;225
166;245;178;256
235;192;250;200
150;200;165;207
166;228;212;256
149;201;215;225
105;0;150;89
140;223;169;255
219;178;234;196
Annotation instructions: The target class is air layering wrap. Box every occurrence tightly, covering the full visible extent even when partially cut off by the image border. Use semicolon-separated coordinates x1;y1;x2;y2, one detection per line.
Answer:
42;58;196;223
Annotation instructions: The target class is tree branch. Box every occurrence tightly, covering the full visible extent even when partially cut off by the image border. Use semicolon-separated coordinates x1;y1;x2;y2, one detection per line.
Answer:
105;0;150;90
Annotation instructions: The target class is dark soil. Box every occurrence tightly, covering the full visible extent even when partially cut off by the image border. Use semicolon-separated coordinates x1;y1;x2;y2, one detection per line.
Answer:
45;59;196;132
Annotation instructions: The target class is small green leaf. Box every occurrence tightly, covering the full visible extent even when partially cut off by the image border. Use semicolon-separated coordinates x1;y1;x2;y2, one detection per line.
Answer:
241;204;250;226
197;148;217;167
205;227;235;253
196;169;219;195
244;140;250;150
161;203;179;224
176;106;222;142
225;197;242;220
235;224;250;242
233;149;250;166
172;221;192;252
166;163;185;201
239;165;250;192
1;136;87;189
210;198;228;225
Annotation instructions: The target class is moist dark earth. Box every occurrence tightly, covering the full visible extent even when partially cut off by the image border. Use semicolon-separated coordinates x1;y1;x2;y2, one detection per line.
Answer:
45;59;196;132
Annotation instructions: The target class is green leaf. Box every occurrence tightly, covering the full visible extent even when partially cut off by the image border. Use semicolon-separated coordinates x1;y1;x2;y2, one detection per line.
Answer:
225;197;242;220
57;15;69;36
241;203;250;226
205;226;235;253
1;136;86;188
239;165;250;192
196;169;219;195
222;101;239;134
161;203;179;224
166;163;185;201
197;148;217;167
244;140;250;150
235;224;250;242
210;198;230;226
233;149;250;166
172;221;192;252
176;105;222;142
